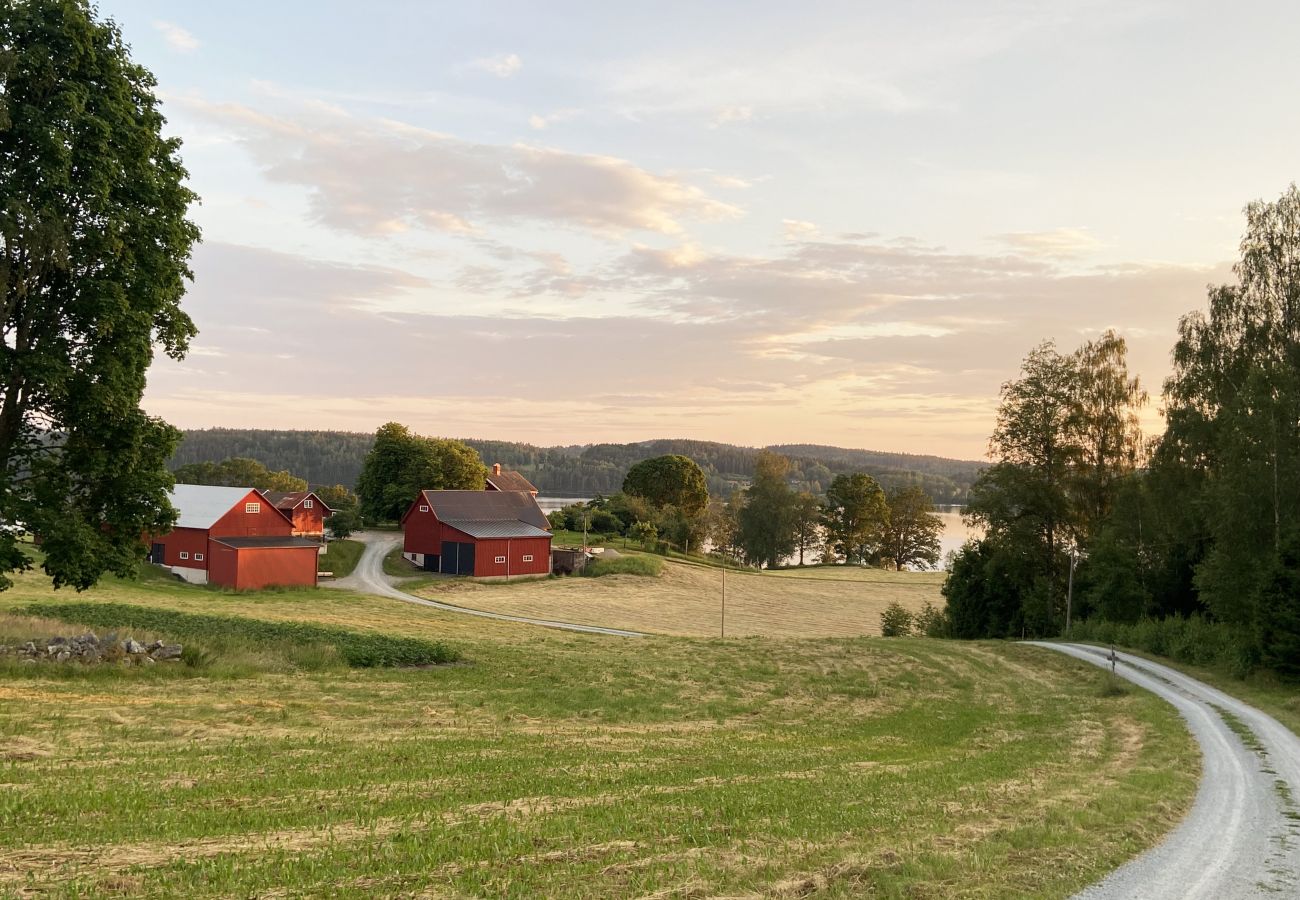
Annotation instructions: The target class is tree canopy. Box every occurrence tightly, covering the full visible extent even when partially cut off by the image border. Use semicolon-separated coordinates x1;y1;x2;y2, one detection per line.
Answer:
355;423;487;521
0;0;199;590
822;473;887;565
621;454;710;517
172;457;307;492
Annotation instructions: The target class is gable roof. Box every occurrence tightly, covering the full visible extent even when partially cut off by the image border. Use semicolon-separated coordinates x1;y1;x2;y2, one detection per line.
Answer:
441;519;552;540
169;484;265;530
262;490;333;514
404;489;550;532
486;469;538;494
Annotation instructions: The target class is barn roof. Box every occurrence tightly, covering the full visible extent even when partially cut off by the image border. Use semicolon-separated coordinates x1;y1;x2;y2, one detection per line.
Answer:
211;535;323;549
262;490;333;514
169;484;260;530
441;519;551;539
417;490;550;531
486;469;538;494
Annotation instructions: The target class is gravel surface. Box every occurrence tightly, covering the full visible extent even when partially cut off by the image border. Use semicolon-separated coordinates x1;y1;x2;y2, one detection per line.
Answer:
1030;642;1300;899
326;532;645;637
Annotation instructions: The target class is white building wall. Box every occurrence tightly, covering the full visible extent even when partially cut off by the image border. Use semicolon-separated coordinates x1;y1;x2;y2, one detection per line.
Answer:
169;565;208;585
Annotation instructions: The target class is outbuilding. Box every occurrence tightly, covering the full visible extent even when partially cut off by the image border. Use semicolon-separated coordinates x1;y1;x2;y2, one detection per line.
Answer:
401;489;551;579
262;490;333;540
147;484;320;589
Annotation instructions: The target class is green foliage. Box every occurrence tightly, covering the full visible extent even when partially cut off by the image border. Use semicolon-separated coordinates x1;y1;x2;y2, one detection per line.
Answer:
736;451;798;568
19;601;460;668
1258;535;1300;679
629;521;658;549
879;601;915;637
356;423;487;522
882;485;943;571
621;455;710;517
0;1;200;591
318;540;363;578
172;457;307;492
1067;615;1261;681
326;507;361;540
790;492;822;566
581;555;664;577
914;601;950;638
822;472;887;565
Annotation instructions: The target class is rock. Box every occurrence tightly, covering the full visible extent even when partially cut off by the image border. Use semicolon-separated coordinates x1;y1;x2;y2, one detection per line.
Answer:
81;647;100;663
123;638;145;655
147;639;164;651
22;641;36;653
80;633;99;646
54;650;70;662
49;636;67;646
142;656;156;666
151;644;183;661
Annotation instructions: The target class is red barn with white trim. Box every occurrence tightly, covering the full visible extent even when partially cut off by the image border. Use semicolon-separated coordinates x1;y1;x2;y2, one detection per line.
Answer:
147;485;320;590
262;490;333;539
401;490;551;578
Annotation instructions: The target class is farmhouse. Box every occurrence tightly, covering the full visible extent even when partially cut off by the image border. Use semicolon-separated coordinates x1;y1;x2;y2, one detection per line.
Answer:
485;462;538;496
262;490;333;539
147;484;321;590
402;490;551;578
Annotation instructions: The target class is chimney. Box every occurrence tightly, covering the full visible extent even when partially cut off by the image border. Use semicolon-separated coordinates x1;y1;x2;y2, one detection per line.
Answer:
492;463;502;476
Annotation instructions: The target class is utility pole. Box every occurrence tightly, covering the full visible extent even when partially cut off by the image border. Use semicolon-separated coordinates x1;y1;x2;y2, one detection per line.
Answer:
1065;549;1077;633
720;559;726;639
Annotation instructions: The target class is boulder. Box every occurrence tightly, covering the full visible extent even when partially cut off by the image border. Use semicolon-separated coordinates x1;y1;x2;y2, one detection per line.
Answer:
151;644;183;661
124;638;145;655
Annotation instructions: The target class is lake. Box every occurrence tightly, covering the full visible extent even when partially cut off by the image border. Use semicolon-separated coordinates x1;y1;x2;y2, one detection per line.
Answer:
536;497;978;569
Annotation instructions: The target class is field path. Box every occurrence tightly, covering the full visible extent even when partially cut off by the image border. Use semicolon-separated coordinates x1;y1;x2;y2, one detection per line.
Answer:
1030;642;1300;899
326;532;644;637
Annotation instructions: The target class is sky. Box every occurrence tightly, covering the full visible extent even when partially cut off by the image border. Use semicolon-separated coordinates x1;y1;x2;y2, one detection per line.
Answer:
98;0;1300;459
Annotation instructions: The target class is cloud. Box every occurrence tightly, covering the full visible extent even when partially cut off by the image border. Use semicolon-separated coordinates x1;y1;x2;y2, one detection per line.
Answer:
178;97;742;237
782;219;818;240
527;108;581;130
996;227;1104;258
711;105;753;127
470;53;522;78
153;20;199;53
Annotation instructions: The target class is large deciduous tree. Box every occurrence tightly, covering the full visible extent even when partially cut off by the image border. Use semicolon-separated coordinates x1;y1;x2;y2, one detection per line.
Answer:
621;455;709;517
736;450;797;568
172;457;307;492
881;485;943;571
821;472;887;565
0;1;199;590
356;423;486;521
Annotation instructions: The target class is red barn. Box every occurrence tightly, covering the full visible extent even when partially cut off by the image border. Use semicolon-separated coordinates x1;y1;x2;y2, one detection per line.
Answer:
262;490;333;539
401;490;551;578
147;484;320;590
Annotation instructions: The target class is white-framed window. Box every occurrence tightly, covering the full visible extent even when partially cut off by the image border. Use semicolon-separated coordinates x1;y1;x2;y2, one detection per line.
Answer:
522;555;533;562
246;502;261;514
303;499;313;509
179;551;189;560
194;553;204;561
495;555;506;564
419;505;429;513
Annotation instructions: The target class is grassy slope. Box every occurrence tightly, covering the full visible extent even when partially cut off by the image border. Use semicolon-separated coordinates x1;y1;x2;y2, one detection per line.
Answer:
414;558;943;638
317;539;363;577
0;567;1197;898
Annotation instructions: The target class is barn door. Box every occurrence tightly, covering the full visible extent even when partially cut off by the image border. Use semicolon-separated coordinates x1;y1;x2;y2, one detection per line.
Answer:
460;542;475;576
150;543;165;564
440;541;457;574
423;554;439;572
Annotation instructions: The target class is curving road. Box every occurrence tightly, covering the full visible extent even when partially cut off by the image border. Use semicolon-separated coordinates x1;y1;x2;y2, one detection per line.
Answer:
325;531;645;637
1030;642;1300;899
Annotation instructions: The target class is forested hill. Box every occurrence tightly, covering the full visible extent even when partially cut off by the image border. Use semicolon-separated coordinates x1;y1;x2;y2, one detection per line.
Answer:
171;429;985;502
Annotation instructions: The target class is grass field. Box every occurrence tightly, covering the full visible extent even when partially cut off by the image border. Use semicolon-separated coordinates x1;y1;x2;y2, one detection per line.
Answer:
318;539;363;578
414;558;945;638
0;560;1199;897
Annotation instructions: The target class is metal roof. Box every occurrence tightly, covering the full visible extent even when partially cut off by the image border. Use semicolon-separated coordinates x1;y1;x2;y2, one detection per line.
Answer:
419;490;550;531
262;490;332;513
211;535;322;549
169;484;258;530
485;470;538;493
440;518;552;539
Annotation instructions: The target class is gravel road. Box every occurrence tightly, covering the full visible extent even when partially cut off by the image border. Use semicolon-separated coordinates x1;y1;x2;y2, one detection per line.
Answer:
325;531;645;637
1030;642;1300;899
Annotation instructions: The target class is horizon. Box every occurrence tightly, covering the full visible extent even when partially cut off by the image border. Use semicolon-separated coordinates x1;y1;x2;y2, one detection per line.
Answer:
95;1;1298;458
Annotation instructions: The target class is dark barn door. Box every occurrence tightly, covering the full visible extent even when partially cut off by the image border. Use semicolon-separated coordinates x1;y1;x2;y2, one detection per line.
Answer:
423;554;440;572
460;542;475;576
440;541;457;574
149;543;165;564
439;541;475;575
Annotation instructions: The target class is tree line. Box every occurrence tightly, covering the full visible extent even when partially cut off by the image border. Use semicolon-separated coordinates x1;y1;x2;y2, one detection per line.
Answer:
170;430;983;503
944;185;1300;680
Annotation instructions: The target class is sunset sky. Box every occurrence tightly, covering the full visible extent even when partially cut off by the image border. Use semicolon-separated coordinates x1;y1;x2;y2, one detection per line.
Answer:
102;1;1300;459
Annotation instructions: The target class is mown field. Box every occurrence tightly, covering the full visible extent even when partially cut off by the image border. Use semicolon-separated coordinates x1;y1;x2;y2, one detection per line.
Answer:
0;561;1198;898
403;555;945;638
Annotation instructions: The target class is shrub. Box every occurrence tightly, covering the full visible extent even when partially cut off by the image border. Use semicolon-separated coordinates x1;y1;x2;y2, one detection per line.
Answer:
1067;614;1260;679
582;556;663;578
880;601;914;637
19;602;459;668
914;601;950;638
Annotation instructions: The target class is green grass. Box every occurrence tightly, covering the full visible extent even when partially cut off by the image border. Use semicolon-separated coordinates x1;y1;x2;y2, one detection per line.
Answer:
317;539;362;577
0;562;1200;898
19;601;459;668
581;555;663;578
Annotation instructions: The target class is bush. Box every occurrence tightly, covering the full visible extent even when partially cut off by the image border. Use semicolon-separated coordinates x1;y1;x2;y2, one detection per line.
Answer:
20;602;459;668
914;601;950;638
880;601;915;637
1067;614;1260;679
582;556;663;578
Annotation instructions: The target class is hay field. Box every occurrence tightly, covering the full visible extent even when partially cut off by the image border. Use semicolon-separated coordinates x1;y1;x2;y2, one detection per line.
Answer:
413;559;945;637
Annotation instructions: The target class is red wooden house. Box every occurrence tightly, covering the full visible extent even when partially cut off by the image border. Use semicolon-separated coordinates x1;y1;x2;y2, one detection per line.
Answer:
485;463;538;496
147;485;320;590
262;490;333;539
401;490;551;578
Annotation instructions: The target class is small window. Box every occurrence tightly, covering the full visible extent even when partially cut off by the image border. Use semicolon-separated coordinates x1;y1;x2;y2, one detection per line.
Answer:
179;551;189;560
194;553;204;561
246;502;261;514
303;499;313;509
522;554;533;562
419;505;429;513
495;555;506;564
